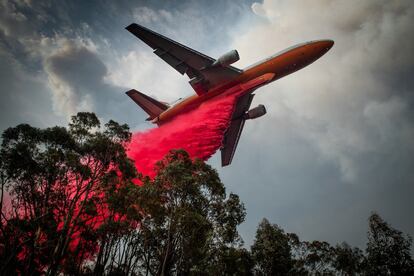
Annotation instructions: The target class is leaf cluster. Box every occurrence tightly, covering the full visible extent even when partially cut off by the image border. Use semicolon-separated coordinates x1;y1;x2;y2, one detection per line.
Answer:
0;112;137;275
251;213;414;276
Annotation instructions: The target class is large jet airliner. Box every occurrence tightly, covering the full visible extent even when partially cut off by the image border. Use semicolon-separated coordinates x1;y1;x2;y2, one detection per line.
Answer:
125;23;333;166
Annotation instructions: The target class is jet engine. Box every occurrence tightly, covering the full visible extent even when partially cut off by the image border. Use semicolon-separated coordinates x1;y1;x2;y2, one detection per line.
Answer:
212;50;240;67
245;104;267;120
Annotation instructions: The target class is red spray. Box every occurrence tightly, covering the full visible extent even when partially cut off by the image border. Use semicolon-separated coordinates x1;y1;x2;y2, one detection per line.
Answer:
65;94;239;257
127;94;238;177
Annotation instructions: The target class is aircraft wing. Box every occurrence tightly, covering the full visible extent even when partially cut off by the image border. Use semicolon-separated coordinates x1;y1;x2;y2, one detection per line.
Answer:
221;93;255;166
126;23;242;95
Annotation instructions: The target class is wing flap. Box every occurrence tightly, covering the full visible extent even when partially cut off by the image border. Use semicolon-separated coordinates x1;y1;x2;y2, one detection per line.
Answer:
153;48;189;75
221;93;255;166
221;118;246;166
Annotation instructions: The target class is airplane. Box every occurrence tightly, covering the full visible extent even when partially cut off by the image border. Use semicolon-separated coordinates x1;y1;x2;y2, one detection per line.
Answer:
125;23;333;167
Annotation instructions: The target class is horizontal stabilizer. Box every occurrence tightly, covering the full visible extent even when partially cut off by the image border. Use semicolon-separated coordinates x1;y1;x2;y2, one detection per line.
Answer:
126;89;168;120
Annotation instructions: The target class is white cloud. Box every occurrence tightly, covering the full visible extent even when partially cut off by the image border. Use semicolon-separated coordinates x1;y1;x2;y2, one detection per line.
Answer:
104;49;189;103
230;0;414;182
133;6;172;25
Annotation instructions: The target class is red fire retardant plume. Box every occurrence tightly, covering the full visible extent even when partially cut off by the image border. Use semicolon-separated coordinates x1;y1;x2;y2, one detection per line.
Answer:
64;94;239;261
127;94;238;178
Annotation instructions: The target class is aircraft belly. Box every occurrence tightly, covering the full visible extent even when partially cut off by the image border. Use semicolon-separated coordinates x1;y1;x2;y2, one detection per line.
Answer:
221;73;275;98
158;72;275;123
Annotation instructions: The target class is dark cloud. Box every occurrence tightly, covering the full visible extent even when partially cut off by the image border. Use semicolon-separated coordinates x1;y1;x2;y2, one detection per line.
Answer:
45;43;107;91
43;41;147;126
0;0;255;127
0;51;64;130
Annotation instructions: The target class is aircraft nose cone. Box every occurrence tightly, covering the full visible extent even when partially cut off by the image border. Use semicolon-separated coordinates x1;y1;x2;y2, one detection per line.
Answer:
315;39;333;51
325;39;334;50
314;39;334;57
305;39;334;64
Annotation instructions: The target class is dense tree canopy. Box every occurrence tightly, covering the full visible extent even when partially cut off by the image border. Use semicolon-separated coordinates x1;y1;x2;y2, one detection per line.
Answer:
117;149;247;275
365;213;414;275
251;218;293;275
251;213;413;276
0;113;413;275
0;112;138;275
0;114;249;275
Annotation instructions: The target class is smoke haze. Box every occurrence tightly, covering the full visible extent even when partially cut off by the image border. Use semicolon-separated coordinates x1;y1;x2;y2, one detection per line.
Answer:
1;0;414;249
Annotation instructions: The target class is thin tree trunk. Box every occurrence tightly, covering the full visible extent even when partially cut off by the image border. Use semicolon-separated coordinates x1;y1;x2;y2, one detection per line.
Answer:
161;213;173;276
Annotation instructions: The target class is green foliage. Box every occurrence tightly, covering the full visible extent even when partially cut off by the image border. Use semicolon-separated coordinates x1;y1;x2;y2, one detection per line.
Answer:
251;218;293;275
332;242;365;275
0;112;137;275
299;240;335;275
68;112;100;137
204;245;254;275
1;113;413;276
0;141;249;275
365;212;414;275
131;150;247;275
257;213;413;276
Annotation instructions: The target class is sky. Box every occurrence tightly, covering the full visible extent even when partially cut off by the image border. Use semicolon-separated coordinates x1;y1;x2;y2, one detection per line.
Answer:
1;0;414;249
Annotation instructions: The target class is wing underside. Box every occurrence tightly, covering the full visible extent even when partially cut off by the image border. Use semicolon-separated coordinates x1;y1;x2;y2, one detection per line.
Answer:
126;23;242;95
221;93;255;166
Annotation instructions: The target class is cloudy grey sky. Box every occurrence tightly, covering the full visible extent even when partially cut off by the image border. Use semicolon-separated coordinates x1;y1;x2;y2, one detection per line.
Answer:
1;0;413;249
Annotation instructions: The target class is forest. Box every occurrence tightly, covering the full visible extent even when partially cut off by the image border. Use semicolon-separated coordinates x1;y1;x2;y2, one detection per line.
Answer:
0;113;413;275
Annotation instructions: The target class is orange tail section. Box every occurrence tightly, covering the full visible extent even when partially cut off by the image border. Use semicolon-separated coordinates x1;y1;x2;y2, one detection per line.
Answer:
126;89;169;121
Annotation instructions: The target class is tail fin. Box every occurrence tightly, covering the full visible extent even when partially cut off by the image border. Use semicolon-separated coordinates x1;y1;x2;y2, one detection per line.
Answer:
126;89;169;121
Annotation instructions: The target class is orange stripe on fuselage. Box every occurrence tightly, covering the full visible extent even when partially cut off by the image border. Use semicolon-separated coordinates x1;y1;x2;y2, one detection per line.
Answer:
156;40;333;124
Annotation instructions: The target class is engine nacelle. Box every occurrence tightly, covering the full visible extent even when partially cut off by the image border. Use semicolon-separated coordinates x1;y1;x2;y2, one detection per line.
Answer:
212;50;240;67
245;105;267;120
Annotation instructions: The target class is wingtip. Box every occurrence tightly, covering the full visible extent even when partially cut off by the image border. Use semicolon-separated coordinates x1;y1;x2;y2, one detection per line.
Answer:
125;23;138;31
220;148;231;167
125;89;137;95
